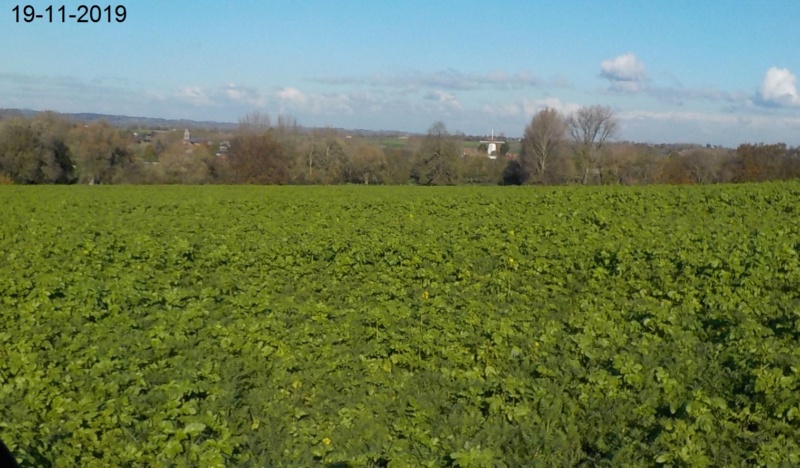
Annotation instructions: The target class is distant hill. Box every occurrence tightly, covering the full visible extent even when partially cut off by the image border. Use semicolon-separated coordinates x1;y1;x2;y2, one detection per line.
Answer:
0;108;425;139
0;108;240;131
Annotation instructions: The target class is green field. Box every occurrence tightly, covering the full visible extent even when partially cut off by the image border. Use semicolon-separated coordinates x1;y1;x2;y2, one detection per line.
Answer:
2;184;800;466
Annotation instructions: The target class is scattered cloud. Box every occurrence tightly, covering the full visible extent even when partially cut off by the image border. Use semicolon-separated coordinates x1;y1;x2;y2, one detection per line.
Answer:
174;83;273;109
6;65;800;146
619;110;741;125
601;53;648;92
313;69;558;92
522;98;582;118
598;53;760;109
618;109;800;145
482;102;523;119
423;90;461;109
223;83;266;107
171;84;355;117
480;98;582;123
276;87;308;103
176;87;215;107
0;71;153;115
647;86;748;106
596;54;748;107
0;72;137;99
273;87;356;116
757;67;800;108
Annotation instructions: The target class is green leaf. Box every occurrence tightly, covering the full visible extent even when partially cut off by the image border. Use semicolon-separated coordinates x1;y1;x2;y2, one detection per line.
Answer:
185;422;206;436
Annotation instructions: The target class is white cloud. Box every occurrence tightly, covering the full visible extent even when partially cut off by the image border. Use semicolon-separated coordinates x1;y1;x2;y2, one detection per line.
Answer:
423;90;461;108
522;98;581;117
177;87;214;106
758;67;800;107
601;53;648;92
274;88;356;116
601;53;647;81
482;102;523;119
223;83;266;107
482;98;582;122
276;87;308;104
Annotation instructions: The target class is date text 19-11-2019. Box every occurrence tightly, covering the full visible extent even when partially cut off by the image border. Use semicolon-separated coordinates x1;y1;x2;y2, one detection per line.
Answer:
12;5;126;23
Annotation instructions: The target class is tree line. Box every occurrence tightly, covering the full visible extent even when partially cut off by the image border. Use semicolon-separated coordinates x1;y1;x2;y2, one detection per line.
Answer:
508;105;800;185
1;109;799;186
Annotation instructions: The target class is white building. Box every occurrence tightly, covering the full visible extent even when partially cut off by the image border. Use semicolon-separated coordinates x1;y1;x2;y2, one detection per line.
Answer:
479;130;505;159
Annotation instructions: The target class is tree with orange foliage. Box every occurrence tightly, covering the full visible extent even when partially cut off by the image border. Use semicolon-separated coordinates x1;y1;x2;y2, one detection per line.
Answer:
730;143;786;183
229;130;290;184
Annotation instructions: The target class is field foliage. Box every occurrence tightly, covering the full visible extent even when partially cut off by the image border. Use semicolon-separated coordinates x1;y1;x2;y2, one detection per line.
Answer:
2;184;800;466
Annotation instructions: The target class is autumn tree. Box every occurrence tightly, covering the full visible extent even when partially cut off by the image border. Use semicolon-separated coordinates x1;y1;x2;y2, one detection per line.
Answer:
682;148;729;184
600;144;637;184
67;121;132;184
601;143;661;185
229;129;290;184
345;144;387;184
781;146;800;179
156;140;216;184
298;129;348;184
272;114;303;181
0;114;74;184
567;105;618;184
658;153;695;184
729;143;786;183
520;108;566;183
383;148;414;185
411;122;462;185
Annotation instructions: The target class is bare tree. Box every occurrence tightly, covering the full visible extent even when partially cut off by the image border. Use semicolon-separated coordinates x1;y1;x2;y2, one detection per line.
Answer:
521;108;566;183
237;111;271;134
567;105;618;184
683;148;728;184
299;129;347;184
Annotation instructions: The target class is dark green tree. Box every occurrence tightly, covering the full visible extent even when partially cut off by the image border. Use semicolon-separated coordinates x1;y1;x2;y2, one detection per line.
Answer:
0;115;74;184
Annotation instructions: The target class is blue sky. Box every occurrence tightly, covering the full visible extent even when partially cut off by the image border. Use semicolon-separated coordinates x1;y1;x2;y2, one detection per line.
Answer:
3;0;800;146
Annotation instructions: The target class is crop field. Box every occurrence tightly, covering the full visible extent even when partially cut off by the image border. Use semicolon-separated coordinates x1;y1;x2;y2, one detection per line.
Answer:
2;184;800;466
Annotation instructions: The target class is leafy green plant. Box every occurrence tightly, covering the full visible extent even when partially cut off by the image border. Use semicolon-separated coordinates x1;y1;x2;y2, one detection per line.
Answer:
2;183;800;465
